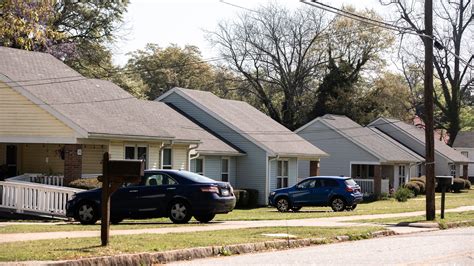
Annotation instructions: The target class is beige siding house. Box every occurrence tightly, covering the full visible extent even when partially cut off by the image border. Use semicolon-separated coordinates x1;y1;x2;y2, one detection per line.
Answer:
0;47;240;183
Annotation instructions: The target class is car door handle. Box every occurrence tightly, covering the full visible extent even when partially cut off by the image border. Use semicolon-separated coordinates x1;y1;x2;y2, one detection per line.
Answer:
129;190;138;193
167;187;176;190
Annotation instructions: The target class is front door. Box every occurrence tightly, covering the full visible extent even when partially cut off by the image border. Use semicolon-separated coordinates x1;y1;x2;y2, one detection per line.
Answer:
6;145;18;177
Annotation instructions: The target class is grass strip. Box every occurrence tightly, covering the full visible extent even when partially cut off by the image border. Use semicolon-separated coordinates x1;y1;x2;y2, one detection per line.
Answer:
0;226;384;262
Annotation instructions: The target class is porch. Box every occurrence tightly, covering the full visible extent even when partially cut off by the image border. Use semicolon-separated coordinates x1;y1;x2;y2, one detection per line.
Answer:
351;163;412;195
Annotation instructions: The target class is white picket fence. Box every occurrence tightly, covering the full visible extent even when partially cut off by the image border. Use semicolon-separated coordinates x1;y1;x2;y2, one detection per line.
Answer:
0;180;84;217
6;173;65;186
354;179;390;195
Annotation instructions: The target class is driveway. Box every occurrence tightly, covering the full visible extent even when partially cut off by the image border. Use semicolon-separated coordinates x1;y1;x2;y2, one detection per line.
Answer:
1;205;473;243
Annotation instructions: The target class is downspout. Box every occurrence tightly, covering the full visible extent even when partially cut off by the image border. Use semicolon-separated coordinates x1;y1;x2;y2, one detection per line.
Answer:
187;143;200;171
267;154;280;204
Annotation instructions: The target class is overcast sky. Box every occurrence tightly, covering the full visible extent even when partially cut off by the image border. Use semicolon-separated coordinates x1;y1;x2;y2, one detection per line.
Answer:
112;0;386;66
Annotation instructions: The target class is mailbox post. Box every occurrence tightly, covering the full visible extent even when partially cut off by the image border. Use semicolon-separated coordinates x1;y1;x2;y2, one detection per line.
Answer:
99;152;144;246
436;176;453;219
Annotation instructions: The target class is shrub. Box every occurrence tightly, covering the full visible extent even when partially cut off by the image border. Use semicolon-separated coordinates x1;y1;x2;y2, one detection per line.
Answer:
412;180;425;194
465;179;472;190
395;187;413;202
404;182;420;196
68;178;101;190
451;178;466;193
379;192;390;200
410;177;426;185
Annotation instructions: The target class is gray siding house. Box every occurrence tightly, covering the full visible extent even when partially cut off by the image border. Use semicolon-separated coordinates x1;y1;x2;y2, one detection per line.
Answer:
157;88;328;204
295;115;423;196
453;131;474;178
369;117;471;178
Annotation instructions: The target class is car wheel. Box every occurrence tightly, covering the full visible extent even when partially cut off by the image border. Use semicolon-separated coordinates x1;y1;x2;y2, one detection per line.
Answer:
350;204;357;211
330;197;346;212
76;202;98;225
194;213;216;223
276;197;291;212
111;217;124;224
169;200;192;224
291;206;302;212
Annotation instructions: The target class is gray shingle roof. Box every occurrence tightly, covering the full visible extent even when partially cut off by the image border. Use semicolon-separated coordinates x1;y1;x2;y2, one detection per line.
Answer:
170;88;328;158
315;115;422;163
453;131;474;148
370;117;470;163
0;47;240;155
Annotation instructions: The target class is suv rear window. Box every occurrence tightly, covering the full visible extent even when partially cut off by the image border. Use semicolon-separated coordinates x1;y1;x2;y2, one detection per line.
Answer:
323;179;339;187
344;178;357;186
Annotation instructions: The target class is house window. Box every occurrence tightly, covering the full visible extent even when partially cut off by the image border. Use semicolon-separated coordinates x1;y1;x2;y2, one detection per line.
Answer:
398;165;406;185
195;158;204;175
461;151;468;158
124;145;148;167
221;158;229;182
162;148;172;169
277;160;289;189
417;164;423;177
449;164;456;177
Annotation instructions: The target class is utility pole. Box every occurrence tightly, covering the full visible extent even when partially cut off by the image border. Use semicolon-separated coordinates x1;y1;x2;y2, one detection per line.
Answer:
424;0;436;221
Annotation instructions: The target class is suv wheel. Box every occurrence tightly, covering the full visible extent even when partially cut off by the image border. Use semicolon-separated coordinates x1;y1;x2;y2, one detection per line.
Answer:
276;197;291;212
169;200;192;224
291;206;302;212
330;197;346;212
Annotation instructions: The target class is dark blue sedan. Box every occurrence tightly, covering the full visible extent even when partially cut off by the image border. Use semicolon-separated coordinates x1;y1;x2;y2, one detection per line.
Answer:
268;176;363;212
66;170;236;224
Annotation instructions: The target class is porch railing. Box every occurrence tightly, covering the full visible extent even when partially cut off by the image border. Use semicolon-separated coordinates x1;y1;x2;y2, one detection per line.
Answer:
6;173;100;187
0;181;84;217
354;179;390;195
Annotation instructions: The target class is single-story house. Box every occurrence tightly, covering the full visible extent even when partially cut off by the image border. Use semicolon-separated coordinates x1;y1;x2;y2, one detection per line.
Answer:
453;131;474;179
295;115;424;195
157;88;328;204
0;47;240;184
368;117;472;178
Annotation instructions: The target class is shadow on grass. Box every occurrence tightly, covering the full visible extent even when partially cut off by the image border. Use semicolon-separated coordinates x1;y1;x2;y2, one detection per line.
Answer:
56;245;103;253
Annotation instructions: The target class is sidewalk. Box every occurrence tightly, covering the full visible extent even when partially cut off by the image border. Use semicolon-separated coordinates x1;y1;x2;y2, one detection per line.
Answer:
1;206;473;243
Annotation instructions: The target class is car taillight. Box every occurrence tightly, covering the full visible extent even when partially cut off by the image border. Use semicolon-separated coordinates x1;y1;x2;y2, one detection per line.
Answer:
201;186;219;193
346;186;354;192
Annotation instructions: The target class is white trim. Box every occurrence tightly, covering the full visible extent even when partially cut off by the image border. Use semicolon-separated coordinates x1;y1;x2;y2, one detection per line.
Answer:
0;136;77;144
0;74;88;138
350;161;381;165
157;87;276;156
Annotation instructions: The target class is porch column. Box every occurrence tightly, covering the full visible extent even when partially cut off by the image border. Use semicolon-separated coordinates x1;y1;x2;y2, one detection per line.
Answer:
64;144;83;185
463;164;468;179
374;165;382;198
310;161;320;176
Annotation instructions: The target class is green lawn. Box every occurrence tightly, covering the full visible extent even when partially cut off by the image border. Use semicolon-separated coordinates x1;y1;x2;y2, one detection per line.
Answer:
350;210;474;227
0;226;385;262
0;189;472;234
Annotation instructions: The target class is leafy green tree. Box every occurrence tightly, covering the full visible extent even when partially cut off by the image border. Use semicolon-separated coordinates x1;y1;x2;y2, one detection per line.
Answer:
0;0;128;79
125;44;217;100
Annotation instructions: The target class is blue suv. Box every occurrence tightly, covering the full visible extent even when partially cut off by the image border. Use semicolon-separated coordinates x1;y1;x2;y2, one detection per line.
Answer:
268;176;363;212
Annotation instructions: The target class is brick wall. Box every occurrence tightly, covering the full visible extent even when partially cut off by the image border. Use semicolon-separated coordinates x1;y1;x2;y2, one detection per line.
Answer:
64;144;82;184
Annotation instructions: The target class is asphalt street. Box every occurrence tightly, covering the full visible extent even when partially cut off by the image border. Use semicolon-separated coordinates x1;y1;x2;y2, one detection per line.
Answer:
173;227;474;265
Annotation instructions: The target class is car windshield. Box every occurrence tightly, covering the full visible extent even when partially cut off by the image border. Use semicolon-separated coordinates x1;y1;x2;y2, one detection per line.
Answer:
177;171;217;183
345;178;358;186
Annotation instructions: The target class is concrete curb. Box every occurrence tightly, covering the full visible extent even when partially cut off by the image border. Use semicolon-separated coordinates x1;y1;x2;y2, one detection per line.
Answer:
406;222;439;228
13;230;396;266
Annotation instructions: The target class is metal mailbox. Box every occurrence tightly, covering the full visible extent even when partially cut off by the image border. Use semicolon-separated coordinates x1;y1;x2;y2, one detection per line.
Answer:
436;176;453;188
